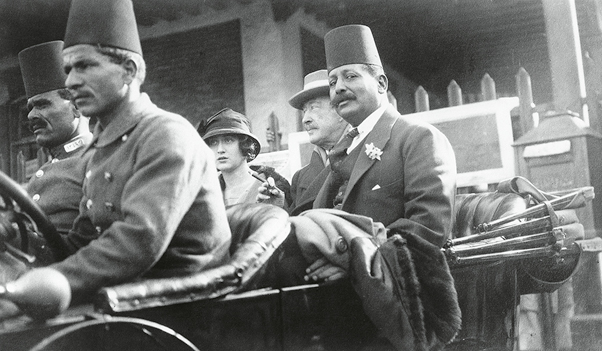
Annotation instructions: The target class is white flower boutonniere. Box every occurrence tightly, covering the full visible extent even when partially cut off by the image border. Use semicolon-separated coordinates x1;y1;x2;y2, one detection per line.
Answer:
365;143;383;160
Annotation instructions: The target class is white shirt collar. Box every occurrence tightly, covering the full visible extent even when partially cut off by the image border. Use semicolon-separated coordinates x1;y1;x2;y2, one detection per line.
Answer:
348;104;388;153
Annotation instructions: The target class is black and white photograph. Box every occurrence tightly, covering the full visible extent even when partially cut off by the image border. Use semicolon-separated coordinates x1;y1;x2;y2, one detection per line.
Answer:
1;1;602;350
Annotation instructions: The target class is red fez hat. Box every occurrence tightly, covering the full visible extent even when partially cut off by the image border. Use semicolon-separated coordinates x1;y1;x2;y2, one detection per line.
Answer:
289;70;330;110
18;41;67;99
197;108;261;159
64;0;142;55
325;24;382;72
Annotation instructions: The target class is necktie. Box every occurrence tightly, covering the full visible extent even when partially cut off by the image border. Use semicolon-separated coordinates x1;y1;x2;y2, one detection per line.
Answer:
329;127;359;172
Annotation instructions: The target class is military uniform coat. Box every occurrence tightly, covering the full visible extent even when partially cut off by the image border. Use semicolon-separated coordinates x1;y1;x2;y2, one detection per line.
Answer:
52;94;231;301
25;133;93;235
313;105;457;247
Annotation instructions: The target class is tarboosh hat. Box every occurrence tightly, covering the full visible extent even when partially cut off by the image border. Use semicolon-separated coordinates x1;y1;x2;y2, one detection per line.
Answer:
288;69;330;110
18;41;67;98
64;0;142;55
198;108;261;159
324;24;382;72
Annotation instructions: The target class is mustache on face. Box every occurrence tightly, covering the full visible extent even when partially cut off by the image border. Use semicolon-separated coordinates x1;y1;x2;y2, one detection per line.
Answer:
303;121;315;131
28;118;48;133
330;93;355;108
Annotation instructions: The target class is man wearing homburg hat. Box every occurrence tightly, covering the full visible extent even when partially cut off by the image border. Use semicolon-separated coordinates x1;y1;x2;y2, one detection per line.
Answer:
5;0;231;307
310;25;460;349
258;69;349;215
18;41;92;239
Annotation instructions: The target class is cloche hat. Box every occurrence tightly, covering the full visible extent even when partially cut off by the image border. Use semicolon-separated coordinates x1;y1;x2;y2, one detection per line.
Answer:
198;108;261;159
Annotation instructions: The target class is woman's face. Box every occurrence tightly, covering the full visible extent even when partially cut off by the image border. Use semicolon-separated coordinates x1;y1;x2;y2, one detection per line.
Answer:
206;134;247;173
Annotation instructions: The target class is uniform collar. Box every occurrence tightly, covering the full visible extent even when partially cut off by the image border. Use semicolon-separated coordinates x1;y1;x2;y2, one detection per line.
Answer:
48;132;93;160
91;93;155;148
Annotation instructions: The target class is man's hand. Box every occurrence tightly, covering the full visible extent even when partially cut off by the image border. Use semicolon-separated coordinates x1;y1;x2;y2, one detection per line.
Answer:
256;176;285;207
304;257;347;282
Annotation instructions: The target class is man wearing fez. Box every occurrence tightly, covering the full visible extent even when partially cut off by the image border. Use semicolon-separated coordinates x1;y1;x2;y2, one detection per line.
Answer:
6;0;231;306
310;25;459;349
18;41;92;238
258;69;349;215
0;40;93;319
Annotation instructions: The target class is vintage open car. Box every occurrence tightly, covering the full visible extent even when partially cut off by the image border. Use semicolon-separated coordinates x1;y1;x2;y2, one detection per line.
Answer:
0;170;598;351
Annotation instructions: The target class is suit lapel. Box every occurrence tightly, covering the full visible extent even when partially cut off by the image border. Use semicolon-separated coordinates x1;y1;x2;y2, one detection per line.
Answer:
297;151;324;191
313;168;335;209
295;165;330;209
343;108;397;202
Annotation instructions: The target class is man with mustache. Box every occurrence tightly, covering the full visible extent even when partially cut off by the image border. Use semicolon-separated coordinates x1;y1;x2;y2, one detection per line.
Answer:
3;0;231;308
308;25;459;349
257;69;349;215
0;40;93;321
19;40;93;238
308;24;457;277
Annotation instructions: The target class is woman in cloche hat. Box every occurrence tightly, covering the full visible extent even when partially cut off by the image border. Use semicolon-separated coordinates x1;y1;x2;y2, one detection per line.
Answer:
198;108;289;207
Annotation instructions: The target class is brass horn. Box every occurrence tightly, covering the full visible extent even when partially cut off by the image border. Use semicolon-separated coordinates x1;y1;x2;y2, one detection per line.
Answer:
444;186;598;267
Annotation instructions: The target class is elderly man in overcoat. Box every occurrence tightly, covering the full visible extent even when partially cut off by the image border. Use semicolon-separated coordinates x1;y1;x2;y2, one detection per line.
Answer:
258;69;349;215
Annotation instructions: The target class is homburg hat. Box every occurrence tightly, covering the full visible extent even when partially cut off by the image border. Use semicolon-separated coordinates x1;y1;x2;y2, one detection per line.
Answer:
288;69;330;110
198;108;261;159
324;24;382;72
18;41;67;99
64;0;142;55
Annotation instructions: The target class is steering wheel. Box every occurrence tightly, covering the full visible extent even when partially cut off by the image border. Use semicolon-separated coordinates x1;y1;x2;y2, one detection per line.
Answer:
0;170;69;263
29;316;201;351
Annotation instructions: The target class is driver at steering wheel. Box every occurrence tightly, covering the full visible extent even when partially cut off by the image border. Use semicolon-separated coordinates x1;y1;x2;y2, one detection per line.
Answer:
0;40;93;320
1;0;232;319
18;40;93;238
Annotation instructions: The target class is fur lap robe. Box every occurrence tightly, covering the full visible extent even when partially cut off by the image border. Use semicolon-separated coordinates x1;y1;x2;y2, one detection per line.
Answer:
290;209;461;351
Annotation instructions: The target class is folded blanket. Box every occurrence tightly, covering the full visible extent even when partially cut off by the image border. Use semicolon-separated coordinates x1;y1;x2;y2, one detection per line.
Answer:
290;209;461;351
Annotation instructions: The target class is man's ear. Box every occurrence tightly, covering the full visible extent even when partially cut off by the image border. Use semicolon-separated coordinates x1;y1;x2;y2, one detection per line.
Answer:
122;59;138;84
377;74;388;94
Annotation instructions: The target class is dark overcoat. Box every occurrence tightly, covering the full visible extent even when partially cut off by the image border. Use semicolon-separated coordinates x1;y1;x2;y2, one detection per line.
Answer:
289;149;329;216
